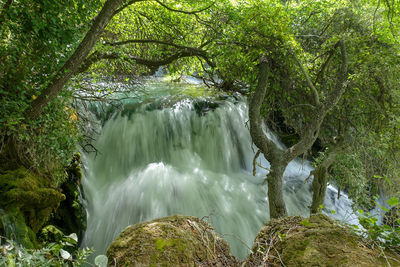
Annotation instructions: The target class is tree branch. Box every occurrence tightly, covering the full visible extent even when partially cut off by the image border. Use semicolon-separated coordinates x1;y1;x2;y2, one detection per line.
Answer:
314;41;341;85
113;0;146;16
26;0;127;120
292;53;320;106
323;39;348;110
252;150;261;176
154;0;214;15
285;39;348;162
104;38;203;51
26;0;171;120
248;55;282;162
79;47;212;74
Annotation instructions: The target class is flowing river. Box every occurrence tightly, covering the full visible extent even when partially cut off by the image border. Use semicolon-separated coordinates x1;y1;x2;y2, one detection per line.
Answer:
81;79;359;260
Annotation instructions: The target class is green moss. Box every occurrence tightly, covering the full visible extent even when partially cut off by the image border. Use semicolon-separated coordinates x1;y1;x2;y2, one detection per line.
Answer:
247;214;400;266
154;238;181;252
0;207;38;249
65;153;82;180
47;154;87;244
0;164;65;248
106;215;238;266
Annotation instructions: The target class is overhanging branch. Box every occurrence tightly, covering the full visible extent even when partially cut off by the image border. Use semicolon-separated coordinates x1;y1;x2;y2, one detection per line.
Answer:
79;47;213;73
104;39;204;52
113;0;146;15
154;0;215;15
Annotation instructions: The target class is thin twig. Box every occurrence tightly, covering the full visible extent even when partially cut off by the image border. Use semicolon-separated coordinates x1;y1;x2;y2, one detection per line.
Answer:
253;150;261;176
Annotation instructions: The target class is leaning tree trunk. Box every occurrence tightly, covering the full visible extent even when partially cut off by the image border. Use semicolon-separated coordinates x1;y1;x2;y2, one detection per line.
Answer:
25;0;127;120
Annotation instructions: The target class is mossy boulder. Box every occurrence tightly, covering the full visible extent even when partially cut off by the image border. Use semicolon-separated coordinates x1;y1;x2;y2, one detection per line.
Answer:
106;215;239;266
47;154;86;244
0;164;65;247
0;208;37;249
246;214;400;266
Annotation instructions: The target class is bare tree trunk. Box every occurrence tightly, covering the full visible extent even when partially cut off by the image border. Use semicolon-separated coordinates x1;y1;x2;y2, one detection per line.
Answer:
25;0;127;120
267;157;288;218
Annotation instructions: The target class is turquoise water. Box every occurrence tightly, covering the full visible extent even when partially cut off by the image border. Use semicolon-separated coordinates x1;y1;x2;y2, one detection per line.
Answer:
81;80;359;260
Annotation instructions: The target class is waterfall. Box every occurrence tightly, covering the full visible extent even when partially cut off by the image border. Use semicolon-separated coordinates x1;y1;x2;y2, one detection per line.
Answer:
81;80;359;260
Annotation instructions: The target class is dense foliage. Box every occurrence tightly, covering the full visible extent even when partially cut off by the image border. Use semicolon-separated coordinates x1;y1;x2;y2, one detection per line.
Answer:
0;232;98;267
0;0;101;183
1;0;400;263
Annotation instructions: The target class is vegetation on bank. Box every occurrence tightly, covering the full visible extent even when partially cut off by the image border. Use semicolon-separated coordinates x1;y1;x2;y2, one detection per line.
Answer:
247;214;400;266
1;0;400;265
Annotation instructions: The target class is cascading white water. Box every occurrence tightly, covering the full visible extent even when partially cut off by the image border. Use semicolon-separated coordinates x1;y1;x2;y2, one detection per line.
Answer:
81;80;359;260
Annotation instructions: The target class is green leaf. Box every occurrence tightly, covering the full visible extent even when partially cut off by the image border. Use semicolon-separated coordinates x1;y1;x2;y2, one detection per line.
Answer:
384;176;392;186
387;197;399;207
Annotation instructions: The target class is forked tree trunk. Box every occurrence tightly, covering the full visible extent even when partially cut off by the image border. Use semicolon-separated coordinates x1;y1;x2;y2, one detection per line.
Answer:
249;55;289;218
249;41;347;219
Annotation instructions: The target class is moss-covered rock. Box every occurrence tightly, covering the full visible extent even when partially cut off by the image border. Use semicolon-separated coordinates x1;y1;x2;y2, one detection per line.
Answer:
0;208;37;249
106;215;239;266
246;214;400;266
0;164;65;247
47;154;87;244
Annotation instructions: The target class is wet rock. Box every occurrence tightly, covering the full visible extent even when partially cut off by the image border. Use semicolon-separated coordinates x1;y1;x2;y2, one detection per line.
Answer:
0;164;65;248
48;154;87;244
245;214;400;266
106;215;239;266
193;99;221;116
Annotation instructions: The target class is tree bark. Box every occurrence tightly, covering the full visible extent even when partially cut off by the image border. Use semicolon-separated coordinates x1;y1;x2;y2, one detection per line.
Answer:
310;144;341;214
79;47;211;74
249;41;347;219
249;55;288;218
310;166;329;214
25;0;128;120
267;157;288;218
284;40;347;163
